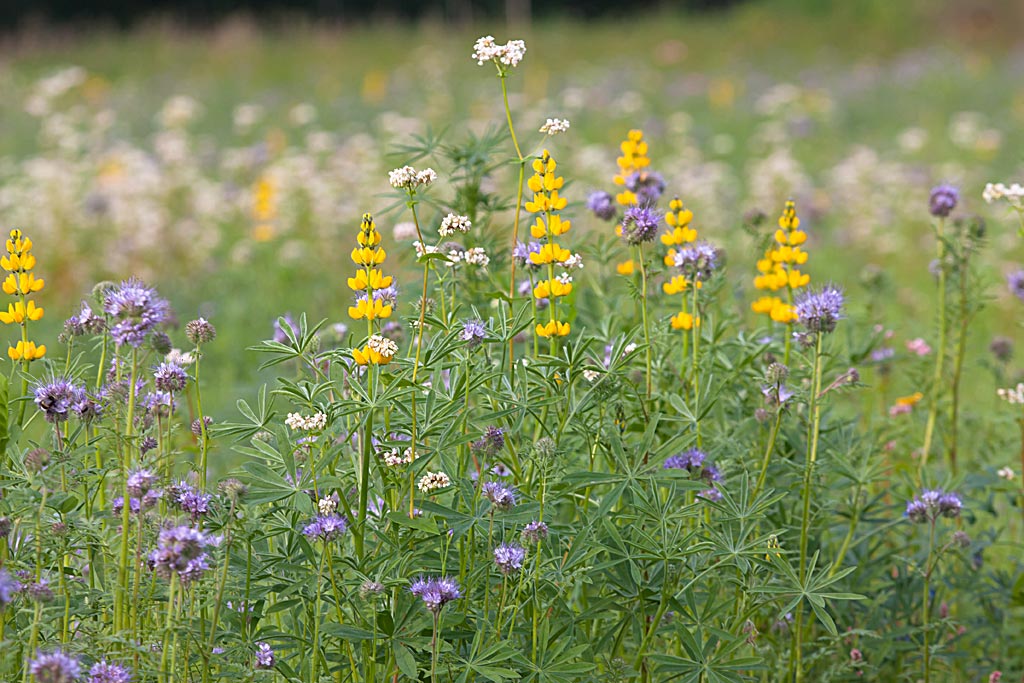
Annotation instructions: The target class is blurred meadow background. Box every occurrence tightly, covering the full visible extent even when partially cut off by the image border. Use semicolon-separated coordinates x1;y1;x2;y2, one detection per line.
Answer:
2;0;1024;425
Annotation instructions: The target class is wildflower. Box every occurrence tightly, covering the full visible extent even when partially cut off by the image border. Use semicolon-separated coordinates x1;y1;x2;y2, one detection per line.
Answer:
104;279;171;348
185;318;216;345
388;165;436;189
929;184;959;217
317;495;338;515
624;170;666;205
794;285;844;334
30;650;82;683
26;578;54;602
0;569;19;609
153;362;189;393
63;301;105;337
888;392;923;416
664;448;706;470
982;182;1024;208
471;426;505;456
149;525;216;584
1;229;46;360
169;481;212;520
612;130;652;207
252;175;276;241
482;480;517;510
86;660;132;683
699;487;723;502
539;118;570;135
587;191;617;221
126;468;159;497
417;471;451;494
661;197;698;263
438;213;472;237
353;334;398;366
989;336;1013;362
254;642;275;670
191;416;213;437
462;247;491;267
471;36;526;68
1007;269;1024;302
997;383;1024;404
302;514;348;542
620;206;661;246
751;200;811;324
673;242;720;282
285;412;327;431
521;521;549;544
360;580;385;598
139;437;158;456
493;543;527;574
906;337;932;356
905;489;963;523
218;478;248;502
998;466;1015;480
34;378;86;423
525;150;574;339
461;319;487;348
410;576;462;612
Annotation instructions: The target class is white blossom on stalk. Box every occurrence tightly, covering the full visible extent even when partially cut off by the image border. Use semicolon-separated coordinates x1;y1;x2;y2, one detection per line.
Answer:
539;118;571;136
418;471;451;493
439;213;472;237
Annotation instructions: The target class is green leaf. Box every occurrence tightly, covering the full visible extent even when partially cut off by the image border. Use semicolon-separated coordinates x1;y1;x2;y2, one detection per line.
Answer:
393;642;418;679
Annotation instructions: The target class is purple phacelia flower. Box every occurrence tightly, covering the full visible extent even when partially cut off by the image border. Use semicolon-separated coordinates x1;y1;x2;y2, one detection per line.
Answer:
521;520;549;544
587;191;617;221
481;481;517;510
929;184;959;218
153;362;189;393
104;278;171;348
664;448;706;471
493;543;527;574
126;468;159;497
471;426;505;457
87;660;132;683
625;170;666;204
302;514;348;542
410;576;461;613
620;206;661;245
149;525;216;585
794;285;844;334
1007;269;1024;302
461;319;487;348
34;379;86;424
0;569;19;608
30;649;82;683
673;242;720;281
63;301;105;337
906;488;963;523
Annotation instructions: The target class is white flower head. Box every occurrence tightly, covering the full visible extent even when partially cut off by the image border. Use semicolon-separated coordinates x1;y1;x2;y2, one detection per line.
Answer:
472;35;526;68
318;496;338;515
464;247;490;268
539;118;571;136
367;334;399;359
983;182;1024;209
417;471;451;494
562;252;584;269
286;411;328;431
439;213;472;237
389;166;417;189
998;466;1016;481
415;168;438;186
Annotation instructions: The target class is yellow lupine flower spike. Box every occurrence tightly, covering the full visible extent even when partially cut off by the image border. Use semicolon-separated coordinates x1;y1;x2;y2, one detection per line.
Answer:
751;200;811;322
8;340;45;361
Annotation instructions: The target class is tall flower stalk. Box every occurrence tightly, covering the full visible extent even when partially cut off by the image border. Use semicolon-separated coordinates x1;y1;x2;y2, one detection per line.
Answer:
525;150;573;349
0;229;47;429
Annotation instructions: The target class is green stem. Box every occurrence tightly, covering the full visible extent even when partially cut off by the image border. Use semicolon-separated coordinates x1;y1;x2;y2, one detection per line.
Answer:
500;70;526;375
923;520;936;683
637;244;652;400
115;347;139;636
751;407;783;504
921;217;947;475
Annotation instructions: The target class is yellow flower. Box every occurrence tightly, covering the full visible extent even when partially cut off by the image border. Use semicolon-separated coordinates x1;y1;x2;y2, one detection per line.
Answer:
613;129;650;199
0;300;43;324
528;243;571;266
8;340;45;361
536;320;570;338
670;312;700;330
616;260;635;275
350;246;386;267
347;268;392;292
2;272;44;295
751;200;811;323
348;298;393;321
895;392;924;407
533;279;573;299
663;275;702;296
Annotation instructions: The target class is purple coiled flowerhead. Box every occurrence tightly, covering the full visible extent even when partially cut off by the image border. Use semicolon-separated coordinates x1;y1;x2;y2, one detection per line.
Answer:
625;170;667;204
620;206;661;245
143;391;174;418
587;191;617;221
103;279;171;348
167;481;211;521
1007;270;1024;302
513;241;544;269
461;319;487;348
929;184;959;218
0;569;19;609
521;520;549;544
87;660;132;683
153;362;189;393
254;642;275;670
493;543;527;574
794;285;844;334
127;468;159;497
699;488;723;502
481;480;517;510
471;426;505;457
149;525;217;585
664;448;706;471
673;242;720;281
63;301;106;337
906;489;963;523
34;379;86;424
302;514;348;542
410;576;462;613
30;649;82;683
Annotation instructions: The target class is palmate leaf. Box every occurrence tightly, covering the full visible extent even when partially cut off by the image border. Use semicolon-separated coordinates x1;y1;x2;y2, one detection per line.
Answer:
519;639;594;683
454;637;520;683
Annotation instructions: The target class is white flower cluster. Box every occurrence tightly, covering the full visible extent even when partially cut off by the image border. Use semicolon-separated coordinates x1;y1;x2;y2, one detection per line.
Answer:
286;411;328;431
562;253;584;269
380;447;416;467
983;182;1024;209
556;272;573;285
417;471;451;493
998;466;1016;480
459;247;490;267
166;348;196;365
471;36;527;67
414;241;439;259
317;496;338;515
439;213;472;237
583;368;602;382
539;118;571;136
388;165;437;190
997;383;1024;404
367;334;399;359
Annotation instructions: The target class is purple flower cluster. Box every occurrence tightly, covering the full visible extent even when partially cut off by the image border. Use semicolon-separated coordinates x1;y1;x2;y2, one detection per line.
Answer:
461;319;487;348
34;379;84;424
142;390;174;418
87;660;132;683
664;448;706;471
302;514;348;542
30;649;82;683
493;543;527;574
1007;270;1024;302
587;191;617;221
673;242;719;281
63;301;105;337
104;278;171;348
513;240;543;269
481;480;517;510
620;206;661;245
0;569;19;609
624;170;666;205
410;576;462;613
471;426;505;457
167;480;212;521
149;525;216;585
126;468;159;497
254;642;275;669
521;520;549;544
906;489;963;523
153;362;189;393
929;184;959;218
794;285;845;334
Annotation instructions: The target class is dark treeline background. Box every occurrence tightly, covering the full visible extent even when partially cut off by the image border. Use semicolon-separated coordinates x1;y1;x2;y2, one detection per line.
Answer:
0;0;745;30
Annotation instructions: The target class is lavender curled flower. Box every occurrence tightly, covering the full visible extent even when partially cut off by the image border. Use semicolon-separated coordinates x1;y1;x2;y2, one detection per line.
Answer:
673;241;719;281
148;524;216;585
87;660;132;683
929;184;959;218
587;191;617;221
103;278;171;348
699;488;723;502
410;576;462;613
461;319;487;348
142;391;174;418
625;170;666;204
905;488;963;523
1006;269;1024;302
302;514;348;542
153;362;189;392
664;448;706;471
493;543;527;574
254;642;275;670
73;394;104;423
513;241;543;268
471;426;505;457
34;379;86;423
620;206;661;245
127;468;159;497
64;301;106;337
794;285;845;334
481;480;517;510
185;317;216;345
139;436;158;456
521;520;549;544
0;569;19;609
26;578;54;602
30;649;82;683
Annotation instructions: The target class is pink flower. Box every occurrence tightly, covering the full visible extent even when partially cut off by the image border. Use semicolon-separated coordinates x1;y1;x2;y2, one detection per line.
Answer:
906;337;931;356
989;672;1001;683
